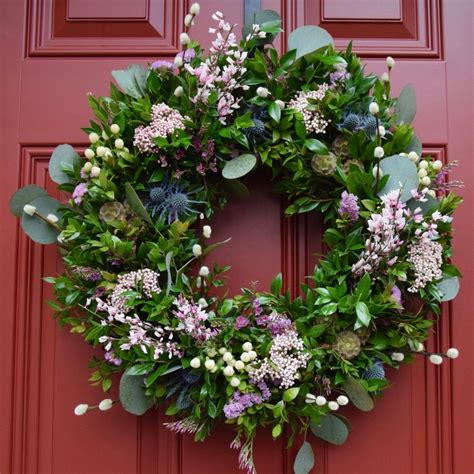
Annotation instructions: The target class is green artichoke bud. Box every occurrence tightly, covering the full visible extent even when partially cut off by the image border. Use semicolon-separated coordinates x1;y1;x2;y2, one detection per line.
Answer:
99;201;127;223
331;135;351;159
311;152;337;176
333;330;361;359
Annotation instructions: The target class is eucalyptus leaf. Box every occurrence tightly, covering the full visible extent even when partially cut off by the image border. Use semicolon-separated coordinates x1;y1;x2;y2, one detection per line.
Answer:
378;155;418;202
342;375;374;411
407;134;422;156
395;84;416;125
242;10;281;45
9;185;48;217
112;64;149;99
49;144;80;185
222;179;250;200
288;26;334;59
436;275;460;302
310;414;349;445
21;196;62;245
222;154;257;179
125;183;153;224
119;372;153;416
293;441;315;474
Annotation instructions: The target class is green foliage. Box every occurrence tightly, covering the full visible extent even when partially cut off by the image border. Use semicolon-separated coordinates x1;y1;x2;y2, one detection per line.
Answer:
49;144;80;184
288;26;334;59
310;414;349;445
436;276;460;302
222;154;257;179
21;196;62;244
9;185;48;217
294;441;315;474
342;376;374;411
112;64;149;99
378;155;418;202
395;84;416;125
119;372;153;415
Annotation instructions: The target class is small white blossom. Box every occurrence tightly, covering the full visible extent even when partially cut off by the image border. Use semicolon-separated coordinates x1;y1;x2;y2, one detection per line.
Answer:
386;56;395;69
328;401;339;411
89;132;99;143
96;146;106;157
90;166;101;178
190;357;201;368
46;213;59;224
174;56;183;67
305;393;316;404
184;14;194;27
256;87;269;98
223;366;234;377
316;396;327;406
74;404;89;416
242;342;253;352
391;352;405;362
408;151;419;162
219;347;227;355
84;148;95;159
429;354;443;365
198;298;208;308
446;348;459;359
248;350;257;361
189;3;200;15
275;99;285;110
110;124;120;134
199;265;210;277
378;125;386;137
204;359;216;370
179;32;191;45
374;146;384;158
369;102;380;115
114;138;124;149
337;395;349;406
174;86;184;97
372;165;383;179
230;377;240;387
192;244;202;257
432;160;443;170
98;399;113;411
23;204;36;216
203;225;212;238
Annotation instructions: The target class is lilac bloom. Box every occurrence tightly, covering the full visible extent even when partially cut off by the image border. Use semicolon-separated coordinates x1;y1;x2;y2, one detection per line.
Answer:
72;182;88;205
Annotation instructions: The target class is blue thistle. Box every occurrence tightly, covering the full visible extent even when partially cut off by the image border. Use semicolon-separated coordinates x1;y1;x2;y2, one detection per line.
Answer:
244;106;272;144
340;113;361;131
361;115;377;136
145;181;202;223
166;369;201;410
362;360;385;380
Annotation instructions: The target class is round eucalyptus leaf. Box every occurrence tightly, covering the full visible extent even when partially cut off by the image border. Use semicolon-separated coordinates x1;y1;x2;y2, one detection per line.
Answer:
112;64;148;99
310;414;349;445
395;84;417;125
341;375;374;412
9;185;48;217
407;134;422;156
288;26;334;59
406;194;438;215
49;144;80;184
21;196;62;245
378;155;418;202
436;275;460;302
119;372;153;416
222;154;257;179
242;10;281;45
222;179;250;199
293;441;315;474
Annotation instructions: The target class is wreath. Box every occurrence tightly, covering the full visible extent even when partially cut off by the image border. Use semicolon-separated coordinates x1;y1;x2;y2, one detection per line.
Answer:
10;5;463;473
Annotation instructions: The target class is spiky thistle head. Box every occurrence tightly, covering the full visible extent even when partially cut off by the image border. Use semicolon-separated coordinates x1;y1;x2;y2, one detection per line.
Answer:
361;115;377;136
363;360;385;380
341;113;360;131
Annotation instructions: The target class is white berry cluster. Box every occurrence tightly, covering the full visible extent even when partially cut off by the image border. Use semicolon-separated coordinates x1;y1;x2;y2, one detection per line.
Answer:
252;330;310;389
407;239;443;292
305;393;349;411
288;84;331;134
133;103;189;153
108;269;161;312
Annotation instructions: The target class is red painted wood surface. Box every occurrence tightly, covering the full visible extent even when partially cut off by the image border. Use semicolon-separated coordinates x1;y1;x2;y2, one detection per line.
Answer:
1;1;472;473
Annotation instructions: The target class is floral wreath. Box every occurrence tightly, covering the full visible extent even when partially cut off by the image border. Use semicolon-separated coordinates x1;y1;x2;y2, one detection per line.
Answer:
10;5;463;473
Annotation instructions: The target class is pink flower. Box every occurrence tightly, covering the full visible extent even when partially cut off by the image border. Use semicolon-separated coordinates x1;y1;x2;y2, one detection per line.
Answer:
235;316;250;329
72;182;88;204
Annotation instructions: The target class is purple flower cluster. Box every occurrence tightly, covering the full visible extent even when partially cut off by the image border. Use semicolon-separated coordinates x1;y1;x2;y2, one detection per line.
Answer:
329;62;350;89
173;295;218;341
223;381;271;419
104;350;122;366
73;266;101;282
338;191;360;221
72;182;88;205
193;136;218;175
235;315;250;330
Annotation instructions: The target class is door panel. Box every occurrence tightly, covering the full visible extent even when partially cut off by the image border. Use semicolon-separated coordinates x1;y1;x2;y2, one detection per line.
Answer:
1;0;472;473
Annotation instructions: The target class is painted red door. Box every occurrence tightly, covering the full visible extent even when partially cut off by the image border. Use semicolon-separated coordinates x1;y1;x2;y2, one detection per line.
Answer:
1;1;472;473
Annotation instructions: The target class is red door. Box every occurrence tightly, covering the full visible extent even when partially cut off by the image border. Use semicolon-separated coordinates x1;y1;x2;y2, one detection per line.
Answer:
1;1;472;473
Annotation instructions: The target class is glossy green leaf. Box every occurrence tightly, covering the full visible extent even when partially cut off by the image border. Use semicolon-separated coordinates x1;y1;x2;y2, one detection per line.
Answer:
49;144;80;184
294;441;315;474
222;154;257;179
125;183;153;224
21;196;62;245
283;387;300;402
395;84;416;125
218;298;234;316
288;26;334;59
355;301;371;328
305;139;328;154
271;272;283;295
436;275;460;302
119;372;153;416
378;155;418;202
272;423;283;438
9;185;48;217
310;414;349;445
112;64;149;99
268;102;281;123
202;237;232;257
342;375;374;411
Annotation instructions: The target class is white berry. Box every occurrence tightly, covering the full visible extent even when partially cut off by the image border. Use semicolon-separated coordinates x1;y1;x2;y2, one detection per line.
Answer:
190;357;201;368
